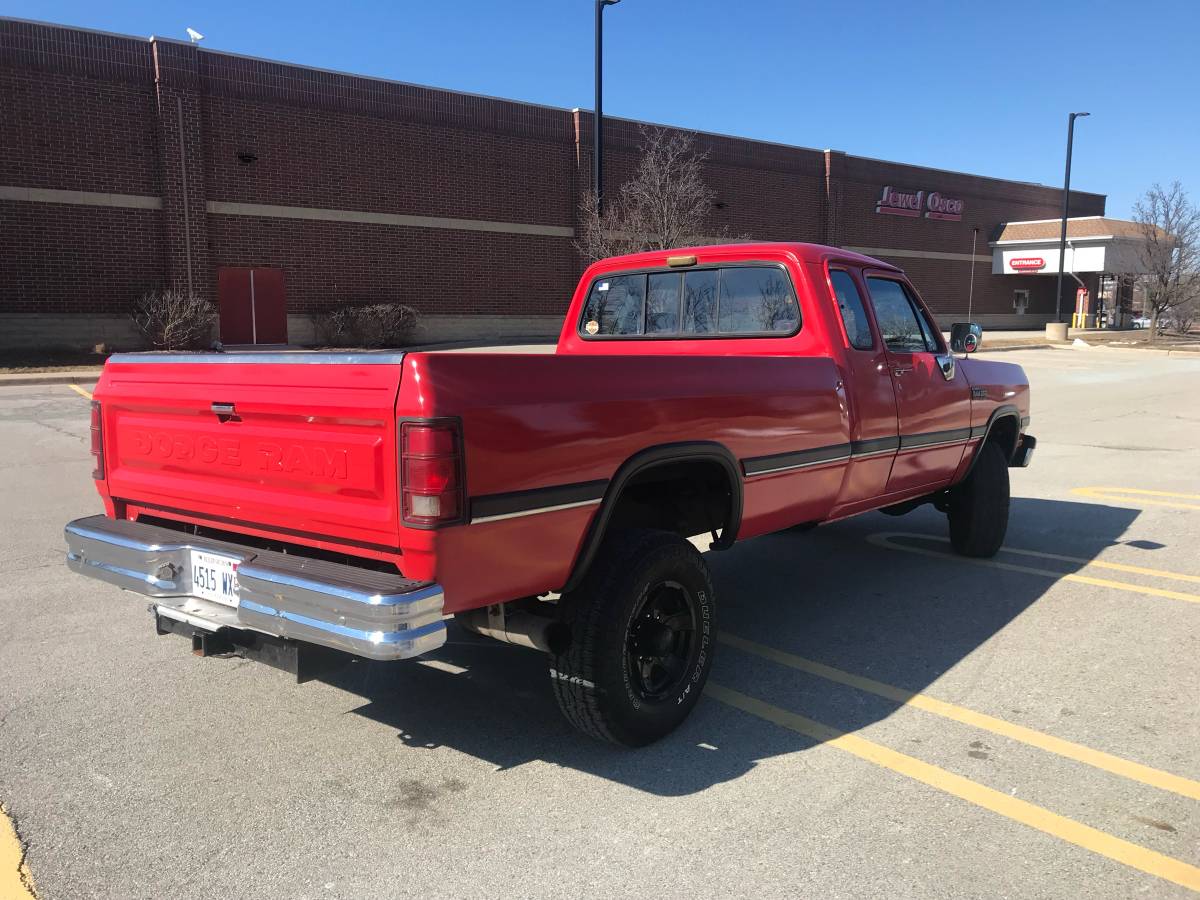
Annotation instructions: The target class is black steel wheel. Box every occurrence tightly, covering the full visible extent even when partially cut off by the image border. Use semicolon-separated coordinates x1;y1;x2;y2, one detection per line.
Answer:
550;529;715;747
626;580;700;702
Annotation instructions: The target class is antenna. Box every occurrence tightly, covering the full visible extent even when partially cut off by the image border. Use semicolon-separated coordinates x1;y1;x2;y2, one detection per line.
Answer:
186;27;204;43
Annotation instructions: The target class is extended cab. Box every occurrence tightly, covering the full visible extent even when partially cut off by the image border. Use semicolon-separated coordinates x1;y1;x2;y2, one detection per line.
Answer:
65;243;1034;745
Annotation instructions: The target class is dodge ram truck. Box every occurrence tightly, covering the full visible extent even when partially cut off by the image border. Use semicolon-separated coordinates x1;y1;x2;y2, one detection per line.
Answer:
65;242;1034;746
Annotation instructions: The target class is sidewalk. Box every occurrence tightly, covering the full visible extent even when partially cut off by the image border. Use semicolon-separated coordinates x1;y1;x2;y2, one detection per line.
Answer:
941;330;1056;352
0;369;103;387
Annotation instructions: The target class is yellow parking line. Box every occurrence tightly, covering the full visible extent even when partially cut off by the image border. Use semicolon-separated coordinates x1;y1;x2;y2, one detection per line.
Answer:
867;532;1200;605
706;684;1200;893
0;804;36;899
719;632;1200;801
875;531;1200;585
1072;486;1200;511
67;384;92;401
997;545;1200;584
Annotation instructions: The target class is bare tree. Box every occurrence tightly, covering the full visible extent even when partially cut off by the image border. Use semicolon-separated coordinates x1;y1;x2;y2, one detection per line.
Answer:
1132;182;1200;337
576;126;743;262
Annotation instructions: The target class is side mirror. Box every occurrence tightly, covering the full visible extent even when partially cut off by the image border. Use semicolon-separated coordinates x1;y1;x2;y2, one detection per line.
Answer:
950;322;982;354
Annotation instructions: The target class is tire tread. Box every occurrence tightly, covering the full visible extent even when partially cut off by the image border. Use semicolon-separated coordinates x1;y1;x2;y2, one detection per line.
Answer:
948;441;1010;557
550;530;711;746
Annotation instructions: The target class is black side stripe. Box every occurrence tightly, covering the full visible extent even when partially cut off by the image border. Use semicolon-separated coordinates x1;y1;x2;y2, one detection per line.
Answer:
742;444;852;476
898;427;973;449
471;425;996;512
743;428;975;478
470;479;608;523
850;436;900;456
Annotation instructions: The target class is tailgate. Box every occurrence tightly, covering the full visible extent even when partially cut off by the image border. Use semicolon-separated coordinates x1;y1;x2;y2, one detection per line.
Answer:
95;352;405;551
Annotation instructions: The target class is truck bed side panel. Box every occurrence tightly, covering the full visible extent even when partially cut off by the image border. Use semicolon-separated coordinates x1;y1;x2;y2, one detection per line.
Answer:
398;352;848;611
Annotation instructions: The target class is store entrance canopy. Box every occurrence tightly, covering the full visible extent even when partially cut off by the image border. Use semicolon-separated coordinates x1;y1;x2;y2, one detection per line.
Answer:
990;216;1159;276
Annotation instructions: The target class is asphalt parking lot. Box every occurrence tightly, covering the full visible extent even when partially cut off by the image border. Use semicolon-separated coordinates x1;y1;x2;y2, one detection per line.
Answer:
1;345;1198;899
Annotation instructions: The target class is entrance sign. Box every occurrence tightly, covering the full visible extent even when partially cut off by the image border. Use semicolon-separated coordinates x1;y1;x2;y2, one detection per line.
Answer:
1010;257;1046;271
876;186;965;221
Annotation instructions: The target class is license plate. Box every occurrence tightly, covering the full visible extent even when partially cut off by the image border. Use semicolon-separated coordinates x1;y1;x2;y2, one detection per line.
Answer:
189;550;241;607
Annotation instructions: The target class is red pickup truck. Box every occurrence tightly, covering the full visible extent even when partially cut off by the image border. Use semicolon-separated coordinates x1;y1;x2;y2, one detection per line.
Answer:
66;242;1033;746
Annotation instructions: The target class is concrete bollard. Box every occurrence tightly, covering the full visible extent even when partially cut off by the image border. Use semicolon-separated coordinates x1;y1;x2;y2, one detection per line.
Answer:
1045;322;1069;341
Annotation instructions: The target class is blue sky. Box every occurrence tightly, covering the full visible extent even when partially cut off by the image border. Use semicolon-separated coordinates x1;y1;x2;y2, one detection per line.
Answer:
8;0;1197;217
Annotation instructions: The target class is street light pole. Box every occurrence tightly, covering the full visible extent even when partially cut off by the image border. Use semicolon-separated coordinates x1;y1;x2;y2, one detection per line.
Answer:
968;226;978;321
1054;111;1089;323
594;0;620;213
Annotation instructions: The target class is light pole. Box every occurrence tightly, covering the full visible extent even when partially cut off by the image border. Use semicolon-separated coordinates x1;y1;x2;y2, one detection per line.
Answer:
1054;111;1089;323
594;0;620;212
967;226;979;321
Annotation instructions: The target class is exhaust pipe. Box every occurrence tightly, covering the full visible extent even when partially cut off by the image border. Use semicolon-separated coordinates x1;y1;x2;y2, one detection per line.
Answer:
458;604;566;654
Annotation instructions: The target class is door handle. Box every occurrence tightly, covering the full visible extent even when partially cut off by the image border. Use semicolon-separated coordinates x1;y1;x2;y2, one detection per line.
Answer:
211;402;239;422
891;366;912;376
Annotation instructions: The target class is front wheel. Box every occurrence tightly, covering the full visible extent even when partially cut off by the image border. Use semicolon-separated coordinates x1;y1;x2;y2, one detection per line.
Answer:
550;530;715;747
948;441;1010;557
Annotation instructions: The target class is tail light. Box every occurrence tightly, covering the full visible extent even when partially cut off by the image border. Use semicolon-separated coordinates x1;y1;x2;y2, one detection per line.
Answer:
400;419;465;528
90;400;105;480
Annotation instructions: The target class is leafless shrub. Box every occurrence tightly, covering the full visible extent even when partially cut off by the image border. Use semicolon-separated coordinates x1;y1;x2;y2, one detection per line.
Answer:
576;126;747;262
318;303;418;348
1170;294;1198;334
131;287;217;350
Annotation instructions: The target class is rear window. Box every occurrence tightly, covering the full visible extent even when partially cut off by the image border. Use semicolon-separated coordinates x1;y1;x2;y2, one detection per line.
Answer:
580;265;800;338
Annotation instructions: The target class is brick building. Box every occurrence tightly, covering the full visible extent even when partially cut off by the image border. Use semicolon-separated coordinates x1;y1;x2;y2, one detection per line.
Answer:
1;18;1110;350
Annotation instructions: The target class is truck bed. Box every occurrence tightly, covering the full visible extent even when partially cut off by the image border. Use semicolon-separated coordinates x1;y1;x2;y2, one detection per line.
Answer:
92;348;849;610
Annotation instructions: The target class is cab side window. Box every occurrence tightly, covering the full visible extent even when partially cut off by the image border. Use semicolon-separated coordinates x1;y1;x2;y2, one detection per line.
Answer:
866;277;939;353
829;270;874;350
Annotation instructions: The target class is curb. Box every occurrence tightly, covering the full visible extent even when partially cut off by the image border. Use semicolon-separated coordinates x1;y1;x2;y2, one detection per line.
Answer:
0;370;103;387
1079;345;1200;358
976;343;1056;353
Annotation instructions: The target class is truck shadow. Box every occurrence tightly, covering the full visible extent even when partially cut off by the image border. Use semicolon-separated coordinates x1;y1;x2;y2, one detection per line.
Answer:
334;497;1144;796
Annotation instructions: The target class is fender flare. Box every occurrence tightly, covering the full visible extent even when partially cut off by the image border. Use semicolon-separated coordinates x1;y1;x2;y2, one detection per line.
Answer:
962;404;1023;479
560;441;743;594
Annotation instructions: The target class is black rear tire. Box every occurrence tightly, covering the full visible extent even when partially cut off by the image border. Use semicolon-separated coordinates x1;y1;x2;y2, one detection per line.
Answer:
550;530;715;747
948;441;1010;557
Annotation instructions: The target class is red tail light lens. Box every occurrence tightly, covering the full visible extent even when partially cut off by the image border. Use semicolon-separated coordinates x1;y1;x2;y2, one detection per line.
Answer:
90;400;105;480
400;420;465;528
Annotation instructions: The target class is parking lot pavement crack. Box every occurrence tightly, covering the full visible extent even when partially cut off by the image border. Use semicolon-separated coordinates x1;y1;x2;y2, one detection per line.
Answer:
32;419;86;445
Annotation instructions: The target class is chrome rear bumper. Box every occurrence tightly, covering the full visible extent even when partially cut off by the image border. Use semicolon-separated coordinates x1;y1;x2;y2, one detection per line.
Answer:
64;515;445;660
